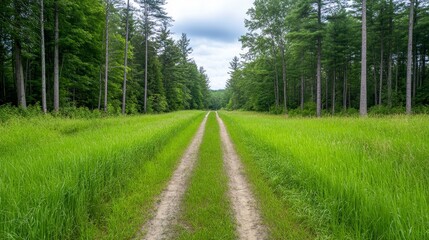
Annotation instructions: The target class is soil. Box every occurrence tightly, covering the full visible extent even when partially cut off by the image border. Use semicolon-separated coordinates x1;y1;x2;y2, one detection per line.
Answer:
141;113;209;240
216;112;267;240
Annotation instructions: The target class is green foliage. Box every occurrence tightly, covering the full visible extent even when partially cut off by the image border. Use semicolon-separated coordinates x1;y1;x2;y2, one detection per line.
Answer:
226;0;429;115
0;0;210;114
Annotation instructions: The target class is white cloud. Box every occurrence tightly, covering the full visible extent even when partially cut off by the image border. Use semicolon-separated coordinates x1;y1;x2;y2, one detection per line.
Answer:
165;0;254;90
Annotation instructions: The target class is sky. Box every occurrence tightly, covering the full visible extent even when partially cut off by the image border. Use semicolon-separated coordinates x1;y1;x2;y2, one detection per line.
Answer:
164;0;254;90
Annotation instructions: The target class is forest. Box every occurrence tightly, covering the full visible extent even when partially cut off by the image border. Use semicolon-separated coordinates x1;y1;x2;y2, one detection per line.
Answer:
0;0;211;114
226;0;429;116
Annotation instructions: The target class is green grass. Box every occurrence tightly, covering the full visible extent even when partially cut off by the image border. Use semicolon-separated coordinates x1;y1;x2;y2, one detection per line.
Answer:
174;112;236;240
0;111;205;239
220;111;429;239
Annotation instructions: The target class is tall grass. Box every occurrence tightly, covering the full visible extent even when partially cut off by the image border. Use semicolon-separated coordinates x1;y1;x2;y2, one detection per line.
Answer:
0;111;204;239
220;112;429;239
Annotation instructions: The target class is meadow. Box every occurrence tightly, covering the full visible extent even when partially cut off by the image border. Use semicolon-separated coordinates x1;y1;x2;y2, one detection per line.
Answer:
0;111;205;239
220;111;429;239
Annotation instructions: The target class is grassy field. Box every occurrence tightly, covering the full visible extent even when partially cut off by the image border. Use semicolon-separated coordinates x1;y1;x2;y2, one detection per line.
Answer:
175;112;236;239
0;111;205;239
220;111;429;239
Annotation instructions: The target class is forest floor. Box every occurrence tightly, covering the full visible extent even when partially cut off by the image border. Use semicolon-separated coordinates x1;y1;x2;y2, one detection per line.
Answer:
140;112;267;240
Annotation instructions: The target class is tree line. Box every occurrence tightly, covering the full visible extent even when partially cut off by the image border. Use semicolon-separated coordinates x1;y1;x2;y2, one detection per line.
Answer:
0;0;211;114
226;0;429;116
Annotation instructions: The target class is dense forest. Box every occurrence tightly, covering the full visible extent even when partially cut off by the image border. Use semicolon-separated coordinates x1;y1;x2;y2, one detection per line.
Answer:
0;0;211;114
226;0;429;115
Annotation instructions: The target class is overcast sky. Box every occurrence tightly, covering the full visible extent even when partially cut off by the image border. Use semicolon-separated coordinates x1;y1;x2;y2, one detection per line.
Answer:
164;0;254;90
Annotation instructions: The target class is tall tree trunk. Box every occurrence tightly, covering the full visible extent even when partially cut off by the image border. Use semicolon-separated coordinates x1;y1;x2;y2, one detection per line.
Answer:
104;1;110;113
406;0;414;114
316;0;322;117
343;64;347;110
41;0;47;113
332;67;336;115
387;53;392;108
422;47;426;87
301;65;304;110
379;39;384;105
280;43;287;114
54;1;59;112
360;0;367;116
98;67;102;110
144;5;149;113
372;52;378;105
271;41;279;107
14;41;26;108
122;0;130;115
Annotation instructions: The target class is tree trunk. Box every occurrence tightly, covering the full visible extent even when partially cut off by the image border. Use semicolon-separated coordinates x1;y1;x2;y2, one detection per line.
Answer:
54;1;59;112
372;52;378;105
280;43;287;114
387;53;392;108
387;0;393;108
316;0;322;117
144;5;149;113
271;41;279;107
360;0;367;116
122;0;130;115
14;41;26;108
379;39;384;105
332;67;336;115
343;64;347;110
301;73;304;110
98;67;102;110
406;0;414;114
41;0;47;113
422;47;426;87
104;1;109;113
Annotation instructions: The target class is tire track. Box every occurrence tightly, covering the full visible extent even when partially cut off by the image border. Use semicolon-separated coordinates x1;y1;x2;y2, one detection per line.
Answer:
141;112;209;240
216;112;267;240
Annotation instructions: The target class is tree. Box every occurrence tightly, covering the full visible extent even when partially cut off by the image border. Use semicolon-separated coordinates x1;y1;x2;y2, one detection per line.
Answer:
40;0;47;113
122;0;130;114
138;0;170;113
406;0;414;114
360;0;368;116
12;0;27;109
54;0;59;112
104;0;110;113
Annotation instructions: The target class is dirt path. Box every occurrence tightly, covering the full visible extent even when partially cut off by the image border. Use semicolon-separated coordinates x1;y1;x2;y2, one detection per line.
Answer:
141;113;209;240
216;112;267;240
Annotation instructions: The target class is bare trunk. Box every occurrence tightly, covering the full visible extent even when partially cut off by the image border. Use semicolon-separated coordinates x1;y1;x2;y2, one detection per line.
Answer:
41;0;47;113
379;40;384;105
387;53;392;108
54;1;59;112
280;43;287;114
271;42;279;107
122;0;130;115
406;0;414;114
316;0;322;117
360;0;367;116
343;64;347;110
104;1;109;113
332;68;336;115
144;5;149;113
301;74;304;110
14;41;26;108
98;67;102;110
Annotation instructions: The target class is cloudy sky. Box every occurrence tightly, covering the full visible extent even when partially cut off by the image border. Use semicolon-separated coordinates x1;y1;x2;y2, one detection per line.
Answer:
164;0;254;90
